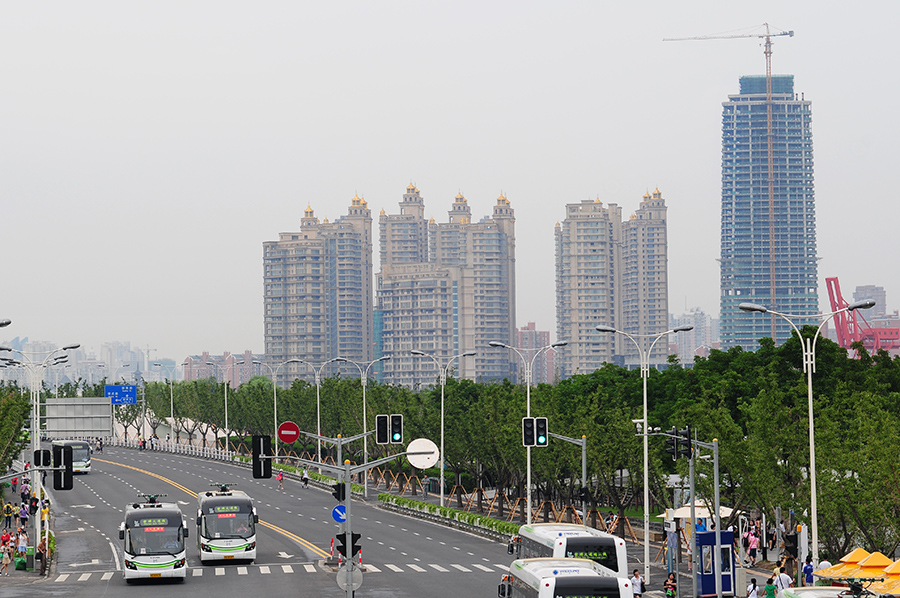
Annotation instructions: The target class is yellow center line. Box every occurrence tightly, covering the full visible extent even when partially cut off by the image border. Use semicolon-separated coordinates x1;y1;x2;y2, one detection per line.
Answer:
93;458;330;558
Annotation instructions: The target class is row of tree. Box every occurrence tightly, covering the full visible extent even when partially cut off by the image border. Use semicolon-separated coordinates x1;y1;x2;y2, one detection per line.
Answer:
2;331;898;557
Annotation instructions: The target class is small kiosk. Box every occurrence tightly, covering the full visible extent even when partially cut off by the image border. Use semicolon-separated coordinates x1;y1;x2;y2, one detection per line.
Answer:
696;530;735;596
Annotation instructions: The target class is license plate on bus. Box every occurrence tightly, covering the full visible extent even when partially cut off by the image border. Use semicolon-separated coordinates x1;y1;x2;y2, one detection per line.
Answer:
225;556;234;559
150;573;161;578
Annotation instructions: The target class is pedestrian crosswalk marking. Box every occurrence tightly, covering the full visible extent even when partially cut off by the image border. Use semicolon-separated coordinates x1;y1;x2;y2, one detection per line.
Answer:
473;564;494;572
55;573;70;582
304;564;316;573
429;564;449;572
237;566;248;575
101;572;114;580
385;564;403;572
79;573;92;581
365;564;381;573
451;564;472;572
282;565;294;573
407;564;426;572
192;568;203;576
215;567;225;576
259;566;270;574
495;563;509;570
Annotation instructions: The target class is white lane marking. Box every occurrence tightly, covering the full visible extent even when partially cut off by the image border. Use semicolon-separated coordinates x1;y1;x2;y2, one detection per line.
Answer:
495;563;509;570
473;564;494;572
192;568;203;576
259;566;270;574
101;572;114;581
55;574;70;582
407;564;426;572
385;564;403;572
215;567;225;576
237;566;248;575
109;540;121;571
304;564;316;573
78;573;92;581
364;564;381;573
452;564;472;572
429;564;450;572
282;565;294;573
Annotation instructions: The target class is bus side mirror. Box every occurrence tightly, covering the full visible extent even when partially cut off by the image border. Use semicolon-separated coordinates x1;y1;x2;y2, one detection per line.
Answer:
196;516;201;526
183;526;189;538
254;514;259;524
119;529;124;540
498;582;509;597
507;543;514;555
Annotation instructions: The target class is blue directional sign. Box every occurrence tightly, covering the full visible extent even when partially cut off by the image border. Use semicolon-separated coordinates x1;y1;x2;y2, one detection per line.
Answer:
106;384;137;405
332;504;347;523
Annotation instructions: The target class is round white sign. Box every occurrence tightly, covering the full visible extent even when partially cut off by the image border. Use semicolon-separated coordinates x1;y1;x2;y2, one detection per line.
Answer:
406;437;439;470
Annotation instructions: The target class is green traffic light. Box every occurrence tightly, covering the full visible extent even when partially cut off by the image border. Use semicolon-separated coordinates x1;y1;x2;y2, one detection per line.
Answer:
537;435;546;444
392;433;401;441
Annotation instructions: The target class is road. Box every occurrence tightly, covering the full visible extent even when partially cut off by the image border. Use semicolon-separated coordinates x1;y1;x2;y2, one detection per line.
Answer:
5;445;508;597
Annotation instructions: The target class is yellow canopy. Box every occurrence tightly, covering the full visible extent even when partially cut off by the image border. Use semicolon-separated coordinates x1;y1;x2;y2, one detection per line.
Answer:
841;552;894;579
815;548;870;579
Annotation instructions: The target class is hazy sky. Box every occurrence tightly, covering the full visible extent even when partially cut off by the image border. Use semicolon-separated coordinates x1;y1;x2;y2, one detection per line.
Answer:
4;2;899;363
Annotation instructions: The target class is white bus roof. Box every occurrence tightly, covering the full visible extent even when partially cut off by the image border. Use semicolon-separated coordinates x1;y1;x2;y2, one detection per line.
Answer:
521;523;619;540
511;557;617;582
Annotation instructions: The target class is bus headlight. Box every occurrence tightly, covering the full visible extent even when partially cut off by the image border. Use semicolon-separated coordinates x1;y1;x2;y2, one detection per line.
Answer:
124;560;137;570
200;543;212;552
174;558;186;569
245;542;256;551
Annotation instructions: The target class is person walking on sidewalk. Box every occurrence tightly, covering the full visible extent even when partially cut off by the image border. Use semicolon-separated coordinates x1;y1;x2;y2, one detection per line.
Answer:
0;539;11;576
421;476;429;499
36;537;47;576
301;469;310;489
631;569;644;598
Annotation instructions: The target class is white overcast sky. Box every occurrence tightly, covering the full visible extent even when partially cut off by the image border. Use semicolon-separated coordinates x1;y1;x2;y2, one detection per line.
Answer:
3;1;898;363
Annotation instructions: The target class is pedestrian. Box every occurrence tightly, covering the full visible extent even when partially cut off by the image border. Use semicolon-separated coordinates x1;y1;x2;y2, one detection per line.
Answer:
764;578;777;598
664;572;677;598
803;556;814;587
631;569;644;598
748;530;759;566
41;500;50;528
696;518;707;532
276;470;283;490
775;566;793;594
18;504;28;529
2;502;12;529
0;538;10;576
20;482;30;505
747;578;759;598
10;477;16;496
36;536;47;575
421;476;430;498
16;529;27;558
301;468;310;489
138;435;144;451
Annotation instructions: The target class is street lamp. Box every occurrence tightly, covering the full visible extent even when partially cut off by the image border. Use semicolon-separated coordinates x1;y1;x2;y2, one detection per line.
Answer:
487;340;567;523
335;356;392;498
0;319;11;327
292;358;343;469
739;298;875;563
410;350;476;507
253;358;303;465
595;324;692;584
0;342;80;550
153;362;182;420
206;359;245;455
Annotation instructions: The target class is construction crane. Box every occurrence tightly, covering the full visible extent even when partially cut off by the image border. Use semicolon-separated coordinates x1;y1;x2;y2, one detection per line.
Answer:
826;277;900;356
664;24;793;341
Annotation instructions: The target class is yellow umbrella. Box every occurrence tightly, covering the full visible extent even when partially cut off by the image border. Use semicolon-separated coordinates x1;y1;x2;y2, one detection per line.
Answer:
863;559;900;595
841;552;894;579
815;548;870;579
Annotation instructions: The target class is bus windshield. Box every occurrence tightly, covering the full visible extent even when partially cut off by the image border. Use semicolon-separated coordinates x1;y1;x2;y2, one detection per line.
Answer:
126;518;184;555
201;509;255;539
72;446;91;463
564;538;618;572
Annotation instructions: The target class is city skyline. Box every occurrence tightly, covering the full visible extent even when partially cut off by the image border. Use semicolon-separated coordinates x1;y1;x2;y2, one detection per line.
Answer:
4;3;899;362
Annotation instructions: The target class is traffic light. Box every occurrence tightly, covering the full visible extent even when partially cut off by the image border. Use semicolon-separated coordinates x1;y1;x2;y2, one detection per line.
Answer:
578;486;590;501
522;417;535;447
332;483;346;502
29;496;39;515
53;444;73;491
678;426;692;458
252;435;272;479
335;531;361;557
784;532;798;558
665;427;678;461
535;417;549;447
375;414;389;444
34;449;51;467
390;414;403;444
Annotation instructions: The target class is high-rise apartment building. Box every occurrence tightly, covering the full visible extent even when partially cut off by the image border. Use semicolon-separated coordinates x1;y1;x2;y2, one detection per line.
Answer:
555;190;671;377
516;322;555;385
377;185;516;386
720;75;817;348
262;196;373;384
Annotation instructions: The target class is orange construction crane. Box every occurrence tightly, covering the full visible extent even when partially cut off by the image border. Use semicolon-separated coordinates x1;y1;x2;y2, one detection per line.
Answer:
664;24;793;341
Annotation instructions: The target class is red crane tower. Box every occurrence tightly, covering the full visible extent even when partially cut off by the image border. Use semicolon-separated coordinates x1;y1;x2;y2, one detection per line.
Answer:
826;277;900;354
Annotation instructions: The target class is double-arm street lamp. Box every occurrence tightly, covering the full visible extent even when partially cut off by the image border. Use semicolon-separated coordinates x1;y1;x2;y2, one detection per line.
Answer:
206;359;245;455
410;350;476;507
335;356;392;497
739;298;875;563
153;362;188;420
488;340;567;523
293;357;343;468
595;324;692;584
253;358;303;464
0;342;80;549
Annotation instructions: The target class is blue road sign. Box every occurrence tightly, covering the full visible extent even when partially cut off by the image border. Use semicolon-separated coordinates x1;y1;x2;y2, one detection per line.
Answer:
332;504;347;523
106;385;137;405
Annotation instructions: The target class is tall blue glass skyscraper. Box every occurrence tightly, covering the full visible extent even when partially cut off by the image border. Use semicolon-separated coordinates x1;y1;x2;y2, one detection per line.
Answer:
719;75;817;348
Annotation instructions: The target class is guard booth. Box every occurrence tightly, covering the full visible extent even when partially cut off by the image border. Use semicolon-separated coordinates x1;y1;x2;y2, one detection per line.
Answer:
696;530;735;596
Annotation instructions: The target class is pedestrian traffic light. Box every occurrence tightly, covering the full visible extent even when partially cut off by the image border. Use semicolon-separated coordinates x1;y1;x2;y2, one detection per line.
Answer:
34;449;51;468
665;427;678;460
53;444;73;491
29;496;39;515
332;483;346;502
252;435;272;479
784;532;798;558
375;414;389;445
678;426;692;457
390;414;403;444
535;417;549;447
522;417;535;446
336;531;361;557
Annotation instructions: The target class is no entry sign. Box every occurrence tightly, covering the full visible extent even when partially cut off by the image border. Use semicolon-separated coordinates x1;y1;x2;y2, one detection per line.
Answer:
277;421;301;444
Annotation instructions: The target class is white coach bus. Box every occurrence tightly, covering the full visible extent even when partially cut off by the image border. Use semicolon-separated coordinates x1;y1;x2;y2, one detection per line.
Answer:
119;494;188;582
498;558;632;598
508;523;629;577
196;483;258;563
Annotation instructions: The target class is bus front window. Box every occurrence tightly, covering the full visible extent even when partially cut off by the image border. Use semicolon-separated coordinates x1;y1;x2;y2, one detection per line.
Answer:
202;512;254;539
564;538;617;572
128;526;184;555
72;447;91;463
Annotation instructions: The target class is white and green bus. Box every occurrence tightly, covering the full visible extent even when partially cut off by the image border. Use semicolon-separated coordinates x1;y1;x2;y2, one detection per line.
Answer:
498;558;632;598
118;494;189;582
51;439;92;474
508;524;629;577
196;484;258;563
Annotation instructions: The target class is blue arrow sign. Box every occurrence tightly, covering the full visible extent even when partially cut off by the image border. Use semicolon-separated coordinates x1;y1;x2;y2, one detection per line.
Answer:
106;385;137;405
332;505;347;523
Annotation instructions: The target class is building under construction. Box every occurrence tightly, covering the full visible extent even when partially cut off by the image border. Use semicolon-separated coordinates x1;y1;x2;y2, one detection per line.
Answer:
719;75;818;348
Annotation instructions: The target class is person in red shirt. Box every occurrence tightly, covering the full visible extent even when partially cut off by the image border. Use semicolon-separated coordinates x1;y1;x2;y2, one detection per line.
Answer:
0;529;9;545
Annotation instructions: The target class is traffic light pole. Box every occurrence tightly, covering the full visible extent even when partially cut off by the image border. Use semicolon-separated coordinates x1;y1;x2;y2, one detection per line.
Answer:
549;432;587;517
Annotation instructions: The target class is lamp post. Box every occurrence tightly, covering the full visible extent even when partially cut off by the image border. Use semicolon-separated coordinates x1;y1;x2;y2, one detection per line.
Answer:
410;350;476;507
253;359;303;465
487;340;567;523
206;359;245;457
152;362;180;420
335;356;391;498
0;342;80;550
595;324;692;584
292;358;343;469
739;298;875;564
